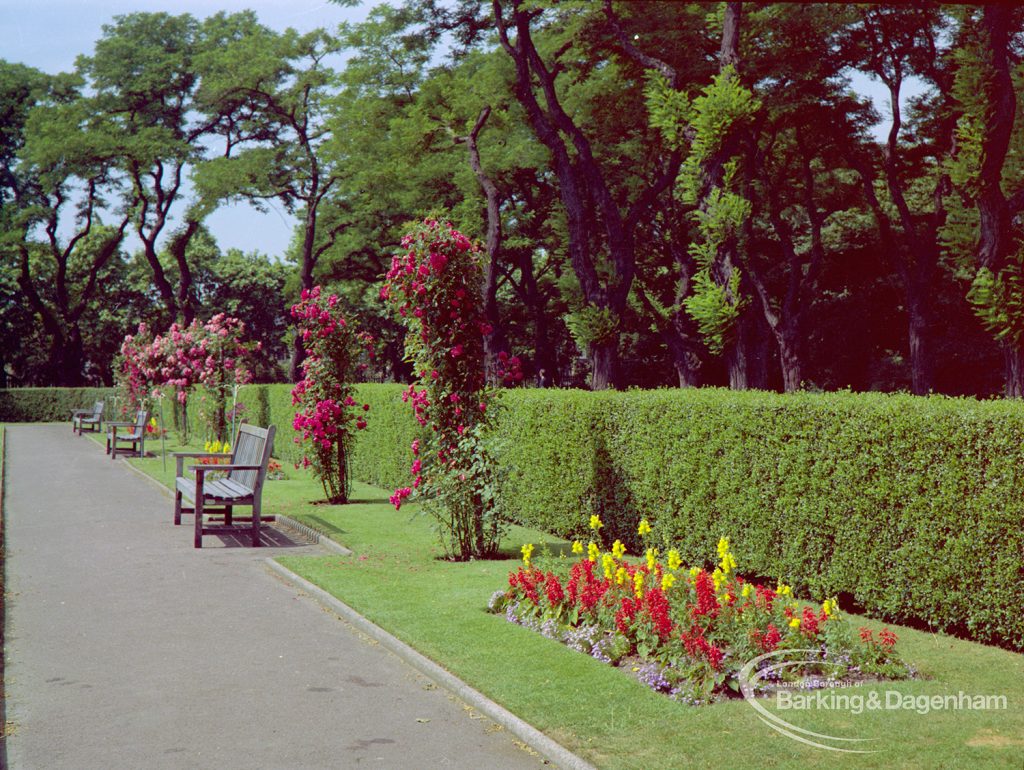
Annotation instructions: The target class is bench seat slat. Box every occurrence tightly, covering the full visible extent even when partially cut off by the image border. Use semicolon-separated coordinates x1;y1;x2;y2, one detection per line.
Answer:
176;477;253;503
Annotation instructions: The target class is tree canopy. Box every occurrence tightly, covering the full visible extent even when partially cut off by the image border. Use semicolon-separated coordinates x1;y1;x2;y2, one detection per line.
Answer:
3;2;1023;397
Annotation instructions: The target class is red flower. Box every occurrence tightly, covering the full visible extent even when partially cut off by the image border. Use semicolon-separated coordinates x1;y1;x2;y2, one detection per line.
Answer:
878;628;898;648
692;570;720;619
544;572;565;606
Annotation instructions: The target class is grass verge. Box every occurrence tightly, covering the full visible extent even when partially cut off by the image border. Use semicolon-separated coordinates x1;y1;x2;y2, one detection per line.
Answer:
115;434;1024;769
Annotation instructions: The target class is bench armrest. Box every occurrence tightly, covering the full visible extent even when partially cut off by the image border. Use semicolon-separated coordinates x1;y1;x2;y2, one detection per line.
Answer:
175;452;232;475
191;464;261;473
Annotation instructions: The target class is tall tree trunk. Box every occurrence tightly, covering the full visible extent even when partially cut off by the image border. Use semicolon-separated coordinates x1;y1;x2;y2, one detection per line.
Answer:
589;340;617;391
1003;344;1024;398
778;325;802;393
905;289;934;395
290;205;319;382
457;107;507;385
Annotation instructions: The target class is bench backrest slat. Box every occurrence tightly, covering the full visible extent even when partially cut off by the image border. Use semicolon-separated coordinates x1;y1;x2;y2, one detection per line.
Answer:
92;401;104;419
132;409;148;437
228;423;275;494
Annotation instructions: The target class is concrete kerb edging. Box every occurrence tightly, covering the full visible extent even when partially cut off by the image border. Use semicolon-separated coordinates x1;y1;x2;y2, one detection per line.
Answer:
265;559;598;770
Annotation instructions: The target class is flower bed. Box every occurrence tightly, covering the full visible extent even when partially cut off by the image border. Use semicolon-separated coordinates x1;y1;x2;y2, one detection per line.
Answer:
490;521;911;704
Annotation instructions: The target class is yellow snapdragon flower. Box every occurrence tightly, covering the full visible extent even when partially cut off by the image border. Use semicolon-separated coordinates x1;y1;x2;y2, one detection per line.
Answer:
822;597;839;617
587;541;600;563
661;573;675;592
521;543;534;568
601;553;615;580
646;547;659;571
789;617;801;629
612;539;627;559
615;566;628;586
776;582;793;597
667;549;682;571
741;583;753;598
589;515;603;531
717;537;737;574
633;571;644;598
712;568;724;591
637;519;652;536
571;540;583;555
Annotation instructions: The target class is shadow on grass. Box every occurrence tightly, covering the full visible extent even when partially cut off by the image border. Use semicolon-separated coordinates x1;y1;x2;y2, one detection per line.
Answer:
347;496;390;505
300;515;349;538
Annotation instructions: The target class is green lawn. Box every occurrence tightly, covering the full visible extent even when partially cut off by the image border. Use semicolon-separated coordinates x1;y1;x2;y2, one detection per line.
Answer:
117;436;1024;769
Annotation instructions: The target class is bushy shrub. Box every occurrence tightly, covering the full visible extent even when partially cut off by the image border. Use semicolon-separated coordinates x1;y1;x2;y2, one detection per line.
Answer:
381;218;508;560
290;287;370;503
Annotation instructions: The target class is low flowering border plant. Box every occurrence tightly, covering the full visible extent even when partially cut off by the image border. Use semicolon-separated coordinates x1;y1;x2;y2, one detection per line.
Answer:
381;217;506;561
290;286;370;504
490;522;912;704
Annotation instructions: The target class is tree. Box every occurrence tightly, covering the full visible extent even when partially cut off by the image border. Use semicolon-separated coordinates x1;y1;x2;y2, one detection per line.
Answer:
191;18;347;380
941;6;1024;396
77;13;226;327
841;5;956;395
5;70;133;385
492;0;680;389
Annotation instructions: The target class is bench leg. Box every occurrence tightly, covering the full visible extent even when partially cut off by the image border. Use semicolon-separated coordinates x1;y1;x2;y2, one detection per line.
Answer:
194;496;204;548
174;489;182;526
251;500;261;547
224;505;233;526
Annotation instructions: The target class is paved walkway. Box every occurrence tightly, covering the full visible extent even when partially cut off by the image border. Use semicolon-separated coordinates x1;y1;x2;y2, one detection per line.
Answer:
3;424;543;769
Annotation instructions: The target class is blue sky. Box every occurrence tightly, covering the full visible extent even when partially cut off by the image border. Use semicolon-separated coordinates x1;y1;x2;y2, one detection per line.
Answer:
3;2;918;261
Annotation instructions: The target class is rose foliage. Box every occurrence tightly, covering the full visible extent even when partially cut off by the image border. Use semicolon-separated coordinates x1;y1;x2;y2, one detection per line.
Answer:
291;286;370;504
381;218;506;560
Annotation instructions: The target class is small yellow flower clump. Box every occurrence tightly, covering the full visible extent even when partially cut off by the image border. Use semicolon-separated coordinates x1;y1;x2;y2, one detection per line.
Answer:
661;573;675;592
587;541;600;563
589;515;603;531
789;617;801;629
521;543;534;568
571;540;584;555
776;582;793;597
822;597;839;617
615;566;628;586
717;537;737;574
601;553;616;580
646;547;659;571
612;539;627;559
633;571;645;599
667;549;682;571
637;519;652;536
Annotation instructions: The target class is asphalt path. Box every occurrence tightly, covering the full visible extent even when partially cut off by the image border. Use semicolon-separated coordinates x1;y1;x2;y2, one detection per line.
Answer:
3;424;544;769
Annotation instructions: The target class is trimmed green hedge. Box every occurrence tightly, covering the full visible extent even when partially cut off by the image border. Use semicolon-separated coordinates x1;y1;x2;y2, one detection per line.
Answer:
5;384;1022;649
0;388;115;422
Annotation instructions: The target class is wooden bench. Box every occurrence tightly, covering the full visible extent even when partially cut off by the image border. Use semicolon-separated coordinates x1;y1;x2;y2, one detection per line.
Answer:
71;401;105;435
173;422;276;548
106;409;149;459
